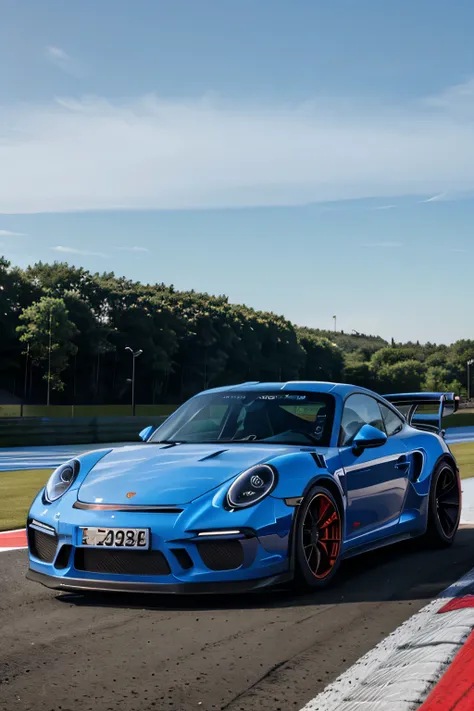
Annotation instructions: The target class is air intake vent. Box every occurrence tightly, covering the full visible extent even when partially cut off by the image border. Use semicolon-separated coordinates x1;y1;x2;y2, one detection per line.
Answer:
197;540;244;571
311;452;326;468
412;451;425;481
199;449;228;461
74;549;171;576
28;528;58;563
171;548;194;570
54;544;72;570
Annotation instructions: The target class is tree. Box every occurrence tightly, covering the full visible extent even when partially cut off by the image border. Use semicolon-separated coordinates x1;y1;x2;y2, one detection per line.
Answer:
17;297;78;399
377;360;425;392
371;346;424;370
446;340;474;391
424;366;450;392
0;257;35;393
344;358;375;389
0;255;470;407
297;329;344;382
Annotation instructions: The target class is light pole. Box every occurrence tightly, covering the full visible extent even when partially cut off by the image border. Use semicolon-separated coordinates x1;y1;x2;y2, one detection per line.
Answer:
467;359;474;401
333;315;337;333
47;308;52;406
125;347;143;415
23;343;30;402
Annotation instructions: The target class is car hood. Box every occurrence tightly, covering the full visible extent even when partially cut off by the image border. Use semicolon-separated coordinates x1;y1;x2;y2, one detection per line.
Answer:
77;443;294;506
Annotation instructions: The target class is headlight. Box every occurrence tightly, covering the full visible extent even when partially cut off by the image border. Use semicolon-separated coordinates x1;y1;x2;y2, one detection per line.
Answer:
226;464;277;509
44;460;80;503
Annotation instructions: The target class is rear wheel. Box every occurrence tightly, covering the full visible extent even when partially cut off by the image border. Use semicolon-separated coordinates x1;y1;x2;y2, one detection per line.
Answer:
294;486;343;590
424;461;461;546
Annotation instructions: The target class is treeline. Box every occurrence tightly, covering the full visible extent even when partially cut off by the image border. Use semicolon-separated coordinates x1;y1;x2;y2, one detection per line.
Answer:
0;257;471;405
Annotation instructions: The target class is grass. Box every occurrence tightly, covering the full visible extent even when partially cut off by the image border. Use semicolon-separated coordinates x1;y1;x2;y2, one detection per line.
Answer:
1;442;474;532
0;468;52;531
450;442;474;480
445;412;474;427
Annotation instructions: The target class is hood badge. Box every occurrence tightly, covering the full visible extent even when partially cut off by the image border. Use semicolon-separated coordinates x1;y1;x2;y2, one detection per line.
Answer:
126;491;137;499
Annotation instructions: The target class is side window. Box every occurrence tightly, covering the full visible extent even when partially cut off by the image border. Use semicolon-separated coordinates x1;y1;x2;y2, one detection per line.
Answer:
340;394;385;446
380;403;404;437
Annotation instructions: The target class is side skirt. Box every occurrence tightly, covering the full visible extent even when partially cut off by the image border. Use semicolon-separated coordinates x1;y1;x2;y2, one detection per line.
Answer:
341;531;417;560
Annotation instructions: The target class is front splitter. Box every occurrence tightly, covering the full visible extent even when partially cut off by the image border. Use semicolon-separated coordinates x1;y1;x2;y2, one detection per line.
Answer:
26;568;293;595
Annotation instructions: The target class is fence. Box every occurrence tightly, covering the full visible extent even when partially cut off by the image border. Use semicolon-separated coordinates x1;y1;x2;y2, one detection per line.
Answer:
0;405;471;449
0;415;169;448
0;404;177;418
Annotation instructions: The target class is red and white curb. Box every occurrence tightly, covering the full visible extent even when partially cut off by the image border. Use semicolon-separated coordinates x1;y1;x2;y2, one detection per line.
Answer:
301;566;474;711
0;528;27;552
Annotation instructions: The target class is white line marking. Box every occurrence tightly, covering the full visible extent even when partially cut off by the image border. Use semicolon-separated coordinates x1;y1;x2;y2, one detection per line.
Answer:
0;528;26;534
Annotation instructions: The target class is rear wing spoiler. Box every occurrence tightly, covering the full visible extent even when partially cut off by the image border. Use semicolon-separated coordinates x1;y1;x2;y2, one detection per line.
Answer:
383;392;460;435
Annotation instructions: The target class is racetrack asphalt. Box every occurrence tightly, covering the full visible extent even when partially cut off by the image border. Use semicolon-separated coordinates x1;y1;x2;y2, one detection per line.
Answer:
2;528;474;711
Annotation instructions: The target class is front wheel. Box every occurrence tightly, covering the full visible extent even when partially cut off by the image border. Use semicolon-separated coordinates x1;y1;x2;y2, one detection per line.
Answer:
293;486;343;590
424;461;461;547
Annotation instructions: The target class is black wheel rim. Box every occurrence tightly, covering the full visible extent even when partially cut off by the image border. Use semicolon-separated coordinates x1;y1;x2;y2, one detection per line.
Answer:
302;493;342;579
436;467;460;537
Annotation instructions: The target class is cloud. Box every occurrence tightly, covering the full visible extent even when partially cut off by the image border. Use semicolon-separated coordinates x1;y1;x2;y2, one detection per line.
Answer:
369;204;396;210
361;242;403;248
424;79;474;112
52;246;106;258
45;45;82;77
421;193;447;203
47;45;69;62
115;246;150;253
2;81;474;213
0;229;26;236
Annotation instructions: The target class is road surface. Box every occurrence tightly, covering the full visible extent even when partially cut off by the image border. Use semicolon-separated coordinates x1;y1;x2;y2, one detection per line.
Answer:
1;528;474;711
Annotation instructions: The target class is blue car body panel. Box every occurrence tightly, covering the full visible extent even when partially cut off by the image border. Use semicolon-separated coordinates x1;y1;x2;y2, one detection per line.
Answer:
26;381;459;594
77;443;294;505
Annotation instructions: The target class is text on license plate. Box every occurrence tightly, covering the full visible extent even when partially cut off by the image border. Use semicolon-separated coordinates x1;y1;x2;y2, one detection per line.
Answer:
80;527;150;549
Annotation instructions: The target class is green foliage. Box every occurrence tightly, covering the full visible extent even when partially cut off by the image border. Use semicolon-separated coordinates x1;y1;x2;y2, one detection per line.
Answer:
0;256;472;404
17;296;78;392
376;359;425;392
0;257;36;373
424;365;451;392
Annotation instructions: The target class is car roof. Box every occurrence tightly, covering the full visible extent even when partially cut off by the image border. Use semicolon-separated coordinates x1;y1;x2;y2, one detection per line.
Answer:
199;381;379;399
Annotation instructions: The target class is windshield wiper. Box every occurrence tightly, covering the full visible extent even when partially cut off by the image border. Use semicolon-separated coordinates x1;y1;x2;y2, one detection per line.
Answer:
293;432;322;445
149;440;186;446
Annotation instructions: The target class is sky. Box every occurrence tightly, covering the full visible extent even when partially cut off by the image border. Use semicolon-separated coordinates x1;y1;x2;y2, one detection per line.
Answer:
1;0;474;344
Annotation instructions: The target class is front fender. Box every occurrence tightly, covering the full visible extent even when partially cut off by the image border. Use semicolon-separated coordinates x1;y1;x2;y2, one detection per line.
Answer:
269;450;345;503
30;448;113;510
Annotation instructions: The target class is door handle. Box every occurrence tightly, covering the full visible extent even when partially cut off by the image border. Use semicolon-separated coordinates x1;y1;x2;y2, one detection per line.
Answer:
395;456;410;471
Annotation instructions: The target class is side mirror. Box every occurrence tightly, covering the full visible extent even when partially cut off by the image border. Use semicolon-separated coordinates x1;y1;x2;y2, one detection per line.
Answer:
139;425;154;442
352;424;387;453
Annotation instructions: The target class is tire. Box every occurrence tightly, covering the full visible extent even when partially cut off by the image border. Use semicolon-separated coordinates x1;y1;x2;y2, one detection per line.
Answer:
293;485;343;590
424;461;461;547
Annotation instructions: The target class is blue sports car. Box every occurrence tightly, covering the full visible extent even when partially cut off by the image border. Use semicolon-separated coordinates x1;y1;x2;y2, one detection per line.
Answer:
26;382;462;594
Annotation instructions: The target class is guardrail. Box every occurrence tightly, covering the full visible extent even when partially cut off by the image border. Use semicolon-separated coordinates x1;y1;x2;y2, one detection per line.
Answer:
0;404;177;418
0;416;168;447
0;410;471;449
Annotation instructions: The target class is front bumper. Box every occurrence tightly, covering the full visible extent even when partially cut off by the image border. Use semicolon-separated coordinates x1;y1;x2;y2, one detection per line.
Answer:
26;488;295;594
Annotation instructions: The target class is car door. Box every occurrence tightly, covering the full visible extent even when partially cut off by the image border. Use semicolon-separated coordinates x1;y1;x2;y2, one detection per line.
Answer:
338;394;409;541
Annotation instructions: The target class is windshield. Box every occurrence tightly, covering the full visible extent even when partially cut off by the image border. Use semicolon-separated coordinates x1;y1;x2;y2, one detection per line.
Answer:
149;391;335;447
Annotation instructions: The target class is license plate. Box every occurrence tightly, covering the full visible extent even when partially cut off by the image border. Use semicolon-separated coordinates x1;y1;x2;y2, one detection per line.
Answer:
80;527;150;549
